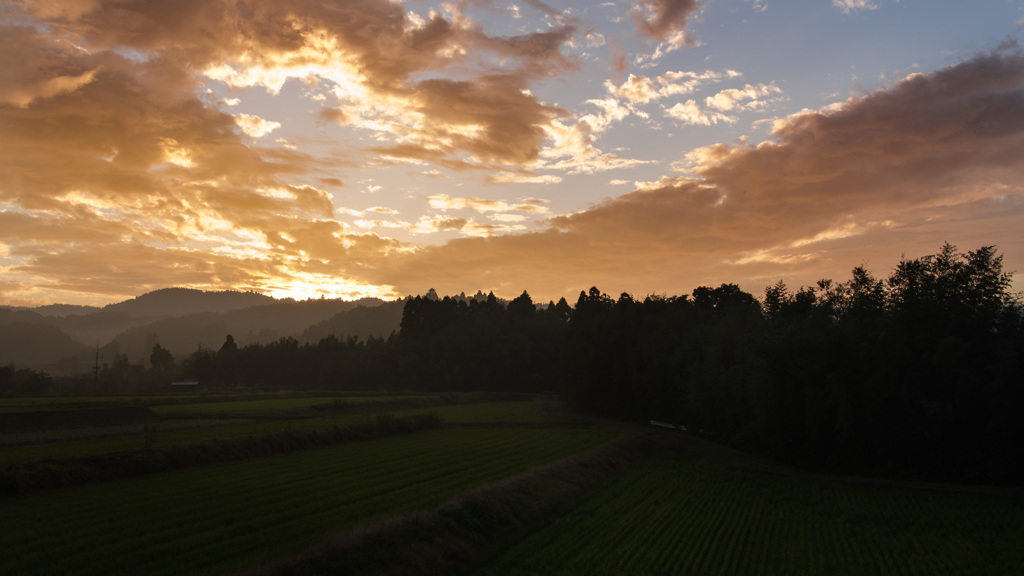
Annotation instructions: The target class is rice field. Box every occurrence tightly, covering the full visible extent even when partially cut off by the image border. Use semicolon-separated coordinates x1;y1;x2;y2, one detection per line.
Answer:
0;400;562;463
1;427;618;576
4;393;1020;576
472;458;1024;576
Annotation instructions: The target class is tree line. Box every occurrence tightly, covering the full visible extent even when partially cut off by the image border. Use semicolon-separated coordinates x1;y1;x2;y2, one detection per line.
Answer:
558;245;1022;484
5;244;1021;483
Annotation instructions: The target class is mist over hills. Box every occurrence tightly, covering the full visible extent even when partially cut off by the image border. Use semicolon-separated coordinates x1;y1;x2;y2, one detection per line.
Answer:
0;288;407;373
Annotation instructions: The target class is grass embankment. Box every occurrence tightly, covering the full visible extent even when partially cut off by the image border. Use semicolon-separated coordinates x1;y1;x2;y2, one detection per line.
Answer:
0;426;618;576
232;428;1024;576
241;433;647;576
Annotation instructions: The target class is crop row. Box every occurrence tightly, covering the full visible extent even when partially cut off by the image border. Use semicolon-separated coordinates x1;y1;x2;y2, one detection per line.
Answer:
478;458;1024;576
2;427;616;576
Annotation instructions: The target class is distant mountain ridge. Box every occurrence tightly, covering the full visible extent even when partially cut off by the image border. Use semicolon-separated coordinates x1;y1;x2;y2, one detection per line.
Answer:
0;288;406;373
33;304;101;317
102;287;276;318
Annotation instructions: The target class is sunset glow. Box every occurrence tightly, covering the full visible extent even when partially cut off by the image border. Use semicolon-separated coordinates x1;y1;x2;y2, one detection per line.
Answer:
1;0;1023;306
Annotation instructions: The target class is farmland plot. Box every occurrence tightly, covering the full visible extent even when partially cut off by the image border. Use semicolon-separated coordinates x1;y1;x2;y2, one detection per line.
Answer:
0;399;560;463
474;458;1024;576
0;414;377;463
1;427;617;576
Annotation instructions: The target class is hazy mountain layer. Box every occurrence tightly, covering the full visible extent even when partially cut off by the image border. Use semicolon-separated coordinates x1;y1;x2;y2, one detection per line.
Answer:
0;289;403;373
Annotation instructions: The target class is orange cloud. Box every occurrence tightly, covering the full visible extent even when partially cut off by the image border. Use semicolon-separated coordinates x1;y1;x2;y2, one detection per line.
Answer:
13;0;578;172
363;48;1024;300
8;0;580;303
371;74;566;166
3;1;1021;307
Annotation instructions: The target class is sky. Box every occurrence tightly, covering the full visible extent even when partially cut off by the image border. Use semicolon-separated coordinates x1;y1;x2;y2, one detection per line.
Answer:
2;0;1023;307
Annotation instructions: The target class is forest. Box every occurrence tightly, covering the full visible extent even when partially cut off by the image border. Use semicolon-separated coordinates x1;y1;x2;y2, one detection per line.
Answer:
3;243;1022;484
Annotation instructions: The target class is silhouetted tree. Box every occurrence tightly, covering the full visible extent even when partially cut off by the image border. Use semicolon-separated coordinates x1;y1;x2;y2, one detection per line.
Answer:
149;343;175;372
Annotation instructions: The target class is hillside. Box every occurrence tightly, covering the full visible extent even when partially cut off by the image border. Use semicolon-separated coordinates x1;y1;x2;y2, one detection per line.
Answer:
298;299;406;344
0;289;404;372
105;298;399;361
33;304;102;317
102;287;275;317
0;320;86;367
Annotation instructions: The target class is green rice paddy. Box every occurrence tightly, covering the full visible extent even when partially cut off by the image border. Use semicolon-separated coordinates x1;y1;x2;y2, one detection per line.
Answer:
0;400;559;463
2;394;1020;576
472;457;1024;576
1;427;615;576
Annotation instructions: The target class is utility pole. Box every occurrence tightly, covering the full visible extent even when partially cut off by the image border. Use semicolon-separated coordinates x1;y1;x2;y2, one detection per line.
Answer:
92;345;101;389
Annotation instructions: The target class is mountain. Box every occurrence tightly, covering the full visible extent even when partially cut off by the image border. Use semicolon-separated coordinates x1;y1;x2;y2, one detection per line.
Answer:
298;299;406;344
0;289;399;372
102;288;275;317
0;320;86;367
103;297;397;362
47;310;138;348
33;304;102;317
0;288;473;374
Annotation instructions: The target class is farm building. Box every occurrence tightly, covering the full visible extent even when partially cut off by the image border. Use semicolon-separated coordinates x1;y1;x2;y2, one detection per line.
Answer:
170;380;204;391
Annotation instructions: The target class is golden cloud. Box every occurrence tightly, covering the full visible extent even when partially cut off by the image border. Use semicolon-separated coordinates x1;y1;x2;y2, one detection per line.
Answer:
3;1;1022;306
665;100;736;125
426;194;551;215
363;48;1024;300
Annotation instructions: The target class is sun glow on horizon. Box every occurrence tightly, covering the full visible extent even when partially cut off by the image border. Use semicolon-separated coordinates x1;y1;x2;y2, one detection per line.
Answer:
260;274;399;302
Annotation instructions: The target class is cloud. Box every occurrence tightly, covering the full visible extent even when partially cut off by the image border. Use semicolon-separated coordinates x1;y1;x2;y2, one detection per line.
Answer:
0;25;98;109
600;70;756;132
234;114;282;138
608;74;659;103
0;0;597;303
833;0;880;14
408;215;526;237
487;172;563;184
0;68;98;108
427;194;550;214
363;48;1024;299
15;0;579;172
4;2;1021;306
629;0;701;49
665;100;736;125
704;83;782;111
370;74;566;167
537;93;662;175
607;70;727;103
659;81;782;125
